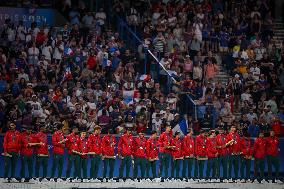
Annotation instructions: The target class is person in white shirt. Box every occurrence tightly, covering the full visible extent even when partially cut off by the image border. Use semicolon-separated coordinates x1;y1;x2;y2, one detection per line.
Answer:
27;43;39;65
152;114;163;135
7;26;16;42
249;63;260;81
246;109;258;123
163;107;174;124
52;40;64;62
254;44;266;61
265;96;278;114
152;10;160;25
95;8;106;27
41;42;52;61
193;19;203;42
241;88;252;102
17;21;27;41
25;30;32;43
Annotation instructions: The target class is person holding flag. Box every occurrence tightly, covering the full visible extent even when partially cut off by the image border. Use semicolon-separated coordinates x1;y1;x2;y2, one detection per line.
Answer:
118;127;133;179
170;131;183;179
146;131;159;179
3;122;21;182
182;128;195;179
132;131;147;180
158;125;173;178
102;129;116;180
34;126;49;181
88;125;102;181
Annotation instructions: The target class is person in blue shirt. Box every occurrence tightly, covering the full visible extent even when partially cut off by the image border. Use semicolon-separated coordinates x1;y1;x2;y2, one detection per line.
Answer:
194;80;203;100
219;28;230;54
248;118;260;137
111;52;121;71
202;24;211;52
210;28;219;53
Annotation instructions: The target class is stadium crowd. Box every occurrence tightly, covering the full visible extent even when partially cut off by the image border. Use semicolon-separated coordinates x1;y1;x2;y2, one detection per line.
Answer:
0;0;283;184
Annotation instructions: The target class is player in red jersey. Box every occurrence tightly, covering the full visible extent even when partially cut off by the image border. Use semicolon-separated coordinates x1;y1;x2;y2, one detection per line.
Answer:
182;128;195;179
132;131;147;179
194;129;208;179
19;127;37;181
3;122;21;181
87;125;102;180
102;129;116;179
226;126;241;180
34;126;49;180
253;131;266;182
170;131;183;179
118;127;133;178
65;127;79;180
266;130;282;183
206;130;218;179
239;132;253;182
158;125;173;178
146;131;159;179
216;127;228;180
51;124;68;180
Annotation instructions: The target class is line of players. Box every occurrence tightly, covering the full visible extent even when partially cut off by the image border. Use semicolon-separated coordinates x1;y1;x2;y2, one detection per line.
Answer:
2;122;282;183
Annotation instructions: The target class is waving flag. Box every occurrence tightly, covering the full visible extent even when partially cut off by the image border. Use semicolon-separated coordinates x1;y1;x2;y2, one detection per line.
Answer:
64;47;73;56
122;90;139;104
61;67;72;84
139;74;151;82
172;118;188;136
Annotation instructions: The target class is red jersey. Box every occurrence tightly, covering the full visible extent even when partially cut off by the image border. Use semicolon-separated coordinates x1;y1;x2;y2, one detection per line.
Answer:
132;136;147;158
216;133;228;156
77;137;89;158
118;134;133;157
52;131;65;155
66;133;79;154
87;133;102;155
206;137;218;158
240;138;253;157
158;131;172;154
195;134;207;157
170;137;183;159
101;134;116;157
3;130;21;153
34;131;49;155
226;132;241;155
254;137;266;159
182;135;195;157
20;132;35;156
146;137;159;160
266;136;279;157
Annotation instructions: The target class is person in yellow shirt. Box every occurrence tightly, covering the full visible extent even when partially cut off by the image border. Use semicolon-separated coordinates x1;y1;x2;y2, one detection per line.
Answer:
238;62;248;78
